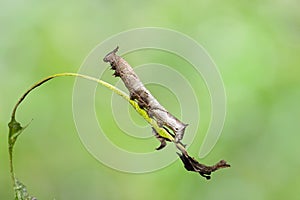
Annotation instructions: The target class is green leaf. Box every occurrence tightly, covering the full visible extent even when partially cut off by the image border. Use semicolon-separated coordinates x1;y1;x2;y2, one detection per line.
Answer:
8;117;31;149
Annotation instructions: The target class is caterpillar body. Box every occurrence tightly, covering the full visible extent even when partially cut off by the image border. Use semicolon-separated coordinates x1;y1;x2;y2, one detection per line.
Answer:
103;47;188;150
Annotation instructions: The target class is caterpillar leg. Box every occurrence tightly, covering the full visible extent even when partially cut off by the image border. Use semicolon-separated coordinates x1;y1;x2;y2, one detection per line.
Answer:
152;128;167;150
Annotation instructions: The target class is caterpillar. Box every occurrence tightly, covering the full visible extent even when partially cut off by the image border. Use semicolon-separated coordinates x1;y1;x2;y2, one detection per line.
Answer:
103;47;188;150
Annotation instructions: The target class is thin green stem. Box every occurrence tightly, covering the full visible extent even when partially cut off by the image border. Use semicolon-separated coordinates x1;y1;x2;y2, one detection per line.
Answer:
9;72;180;194
11;73;129;119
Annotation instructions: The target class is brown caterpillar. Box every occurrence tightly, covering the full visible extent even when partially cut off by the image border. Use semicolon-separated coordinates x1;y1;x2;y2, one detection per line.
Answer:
103;47;188;150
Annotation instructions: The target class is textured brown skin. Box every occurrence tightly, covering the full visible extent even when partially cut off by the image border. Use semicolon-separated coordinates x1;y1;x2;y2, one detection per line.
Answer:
104;47;187;146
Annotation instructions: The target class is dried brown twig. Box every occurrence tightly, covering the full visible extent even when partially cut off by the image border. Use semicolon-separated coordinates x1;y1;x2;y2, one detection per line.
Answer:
103;47;230;179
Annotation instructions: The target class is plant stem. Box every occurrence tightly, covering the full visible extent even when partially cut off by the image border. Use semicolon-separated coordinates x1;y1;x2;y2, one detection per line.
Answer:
8;72;177;193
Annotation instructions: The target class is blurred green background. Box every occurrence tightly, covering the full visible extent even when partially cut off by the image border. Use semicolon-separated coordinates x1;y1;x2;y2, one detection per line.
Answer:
1;0;300;199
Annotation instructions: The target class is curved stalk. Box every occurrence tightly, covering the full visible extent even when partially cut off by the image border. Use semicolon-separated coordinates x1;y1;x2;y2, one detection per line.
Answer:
8;72;177;199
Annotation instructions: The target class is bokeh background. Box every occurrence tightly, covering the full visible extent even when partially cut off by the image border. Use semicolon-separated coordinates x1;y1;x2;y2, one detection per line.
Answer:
1;0;300;199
